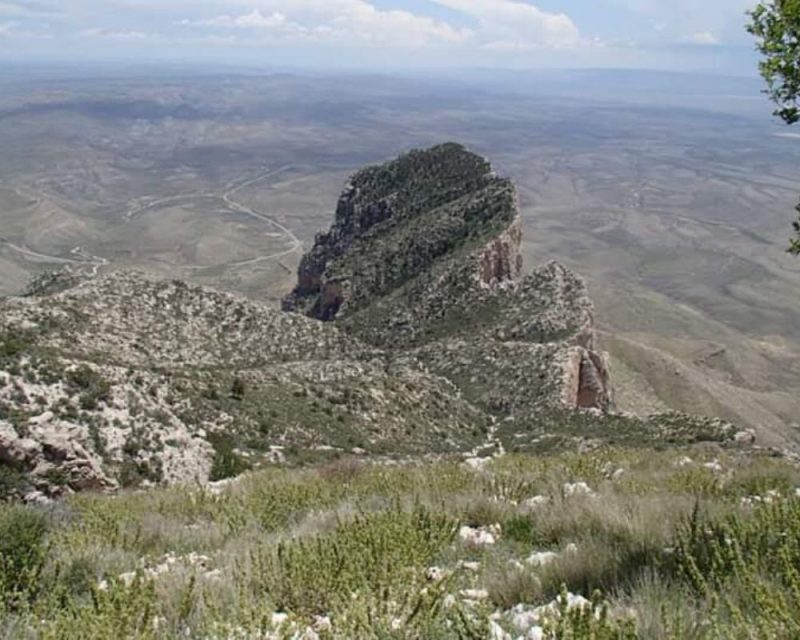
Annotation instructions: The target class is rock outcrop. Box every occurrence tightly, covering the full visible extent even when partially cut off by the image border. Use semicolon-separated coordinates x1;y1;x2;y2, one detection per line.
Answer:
285;143;612;413
1;419;117;498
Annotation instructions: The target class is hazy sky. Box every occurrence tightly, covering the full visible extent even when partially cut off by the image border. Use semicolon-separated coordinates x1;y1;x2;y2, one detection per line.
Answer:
0;0;760;74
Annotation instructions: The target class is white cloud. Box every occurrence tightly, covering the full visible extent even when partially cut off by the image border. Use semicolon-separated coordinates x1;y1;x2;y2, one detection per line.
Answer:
431;0;580;48
329;2;472;46
183;10;291;30
82;28;150;41
179;0;577;51
180;1;473;48
610;0;753;45
0;1;52;16
689;31;719;46
0;19;53;39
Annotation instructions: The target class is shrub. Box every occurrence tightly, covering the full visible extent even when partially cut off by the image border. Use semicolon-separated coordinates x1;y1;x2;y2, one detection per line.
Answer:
504;514;537;545
0;329;33;359
36;575;160;640
67;365;111;410
0;465;25;500
674;498;800;636
230;376;246;400
249;505;456;615
0;505;48;604
209;435;251;481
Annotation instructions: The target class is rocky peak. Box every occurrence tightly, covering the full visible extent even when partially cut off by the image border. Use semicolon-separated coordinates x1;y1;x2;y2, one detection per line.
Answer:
285;143;612;412
283;143;518;321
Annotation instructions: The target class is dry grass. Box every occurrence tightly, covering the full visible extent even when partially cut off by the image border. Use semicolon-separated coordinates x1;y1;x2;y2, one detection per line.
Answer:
1;447;799;638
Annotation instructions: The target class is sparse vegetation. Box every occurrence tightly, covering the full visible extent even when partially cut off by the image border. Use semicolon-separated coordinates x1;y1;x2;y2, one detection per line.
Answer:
0;132;796;640
0;449;797;637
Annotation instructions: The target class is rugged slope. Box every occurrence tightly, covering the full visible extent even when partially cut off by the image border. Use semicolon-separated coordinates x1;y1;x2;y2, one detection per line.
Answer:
0;144;742;501
0;272;490;499
284;143;611;413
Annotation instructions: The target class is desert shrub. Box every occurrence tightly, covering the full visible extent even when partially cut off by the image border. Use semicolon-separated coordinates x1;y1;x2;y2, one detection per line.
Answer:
504;514;537;545
674;498;800;637
0;505;48;604
0;464;25;500
67;365;111;410
667;467;723;498
34;575;160;640
61;557;97;598
249;505;456;615
119;459;162;488
209;435;251;481
43;467;70;488
230;376;246;400
0;328;34;367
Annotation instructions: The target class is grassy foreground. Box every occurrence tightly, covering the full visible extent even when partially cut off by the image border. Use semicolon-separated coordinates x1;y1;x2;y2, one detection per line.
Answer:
2;447;800;639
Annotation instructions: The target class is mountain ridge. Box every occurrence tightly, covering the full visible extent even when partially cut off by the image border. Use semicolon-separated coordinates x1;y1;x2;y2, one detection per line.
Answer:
0;144;742;501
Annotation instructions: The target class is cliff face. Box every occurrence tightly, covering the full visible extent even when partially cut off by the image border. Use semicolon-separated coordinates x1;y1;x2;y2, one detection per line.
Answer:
285;143;612;413
477;215;523;287
284;143;513;321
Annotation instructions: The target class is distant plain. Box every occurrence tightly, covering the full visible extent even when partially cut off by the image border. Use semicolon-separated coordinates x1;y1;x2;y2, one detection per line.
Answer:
0;68;798;442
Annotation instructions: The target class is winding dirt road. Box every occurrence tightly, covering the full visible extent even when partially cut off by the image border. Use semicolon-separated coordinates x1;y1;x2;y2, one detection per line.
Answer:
3;165;303;276
216;165;303;267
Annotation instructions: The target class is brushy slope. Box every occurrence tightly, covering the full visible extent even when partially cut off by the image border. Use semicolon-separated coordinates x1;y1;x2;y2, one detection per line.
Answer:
2;447;800;638
0;270;736;502
0;272;491;498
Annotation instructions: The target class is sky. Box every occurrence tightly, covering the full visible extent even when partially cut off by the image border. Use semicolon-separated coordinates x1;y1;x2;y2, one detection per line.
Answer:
0;0;760;75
